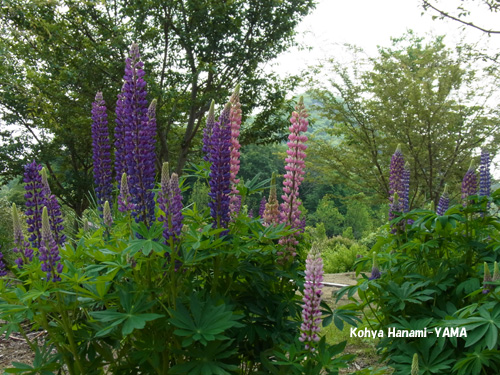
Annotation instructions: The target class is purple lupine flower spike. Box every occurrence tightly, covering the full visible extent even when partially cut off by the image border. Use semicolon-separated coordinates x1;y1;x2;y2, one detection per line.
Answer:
159;163;184;244
402;162;410;214
259;197;267;218
436;185;449;216
229;85;242;216
118;172;134;212
0;249;6;277
461;161;478;207
91;91;113;208
39;207;63;282
208;102;232;233
40;168;66;246
122;43;156;227
369;252;381;280
299;246;323;351
115;84;127;185
263;173;280;226
23;161;46;249
248;209;253;218
479;149;491;211
12;203;33;268
279;97;309;260
202;100;216;161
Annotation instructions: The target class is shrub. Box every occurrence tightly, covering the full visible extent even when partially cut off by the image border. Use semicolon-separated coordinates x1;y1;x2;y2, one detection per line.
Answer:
337;193;500;375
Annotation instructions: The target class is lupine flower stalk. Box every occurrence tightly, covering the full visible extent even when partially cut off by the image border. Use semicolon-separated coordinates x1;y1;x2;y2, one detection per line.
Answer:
40;168;66;246
263;173;280;226
388;145;405;222
115;84;127;184
279;97;309;260
493;262;500;281
483;262;492;294
118;173;134;212
461;161;477;207
369;252;381;280
158;162;184;244
299;246;323;351
122;43;156;227
39;207;63;282
0;248;6;277
202;101;216;161
103;201;113;227
411;354;419;375
23;161;46;249
207;103;232;233
479;149;491;211
91;91;113;208
259;197;267;217
12;203;33;268
436;185;449;216
229;85;242;215
402;162;410;214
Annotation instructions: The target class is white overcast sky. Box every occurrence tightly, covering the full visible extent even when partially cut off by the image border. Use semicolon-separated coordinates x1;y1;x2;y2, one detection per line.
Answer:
269;0;500;76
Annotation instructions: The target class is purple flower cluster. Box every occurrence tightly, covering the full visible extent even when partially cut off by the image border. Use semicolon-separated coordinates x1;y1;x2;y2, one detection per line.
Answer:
207;103;232;232
91;92;113;208
479;149;491;211
299;246;323;351
0;247;6;277
461;162;478;207
436;185;449;216
229;86;242;216
12;203;33;268
158;163;184;244
369;252;381;280
259;197;267;218
23;161;46;249
279;97;308;260
114;85;127;184
39;207;63;282
202;101;216;161
121;43;156;226
402;162;410;214
41;168;66;246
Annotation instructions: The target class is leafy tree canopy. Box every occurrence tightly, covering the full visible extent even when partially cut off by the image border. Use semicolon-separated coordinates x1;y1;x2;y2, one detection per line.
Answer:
309;32;500;207
0;0;316;217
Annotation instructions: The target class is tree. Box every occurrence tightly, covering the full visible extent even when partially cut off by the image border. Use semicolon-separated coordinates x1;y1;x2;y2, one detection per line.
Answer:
421;0;500;35
0;0;316;218
309;33;500;207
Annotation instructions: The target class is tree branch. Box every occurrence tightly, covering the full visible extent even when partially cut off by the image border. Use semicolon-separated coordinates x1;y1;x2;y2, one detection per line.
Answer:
422;0;500;35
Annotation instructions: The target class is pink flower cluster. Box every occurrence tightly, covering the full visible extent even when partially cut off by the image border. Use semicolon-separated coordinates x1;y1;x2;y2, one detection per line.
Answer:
279;97;308;259
229;85;242;215
299;246;323;351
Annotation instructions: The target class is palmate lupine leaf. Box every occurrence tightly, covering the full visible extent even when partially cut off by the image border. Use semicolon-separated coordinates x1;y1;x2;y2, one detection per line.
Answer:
168;294;243;348
448;304;500;349
90;290;163;337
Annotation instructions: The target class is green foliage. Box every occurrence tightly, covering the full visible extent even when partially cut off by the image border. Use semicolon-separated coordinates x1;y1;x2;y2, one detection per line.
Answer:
344;199;373;239
309;32;500;206
0;0;316;217
309;195;345;237
321;240;368;274
0;166;348;373
188;180;211;212
337;192;500;374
